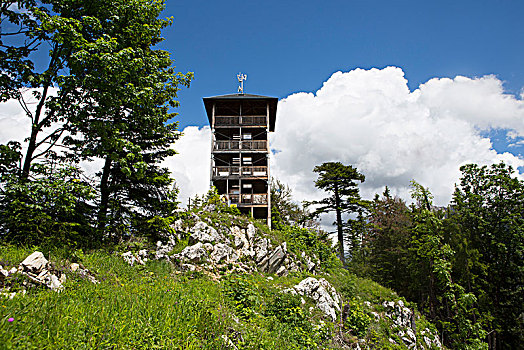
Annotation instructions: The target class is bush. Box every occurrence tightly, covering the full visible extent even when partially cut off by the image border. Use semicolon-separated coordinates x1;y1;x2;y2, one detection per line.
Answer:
0;162;96;247
344;300;371;338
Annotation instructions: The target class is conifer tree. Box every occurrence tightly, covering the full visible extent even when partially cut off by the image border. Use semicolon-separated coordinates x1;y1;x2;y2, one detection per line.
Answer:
308;162;366;265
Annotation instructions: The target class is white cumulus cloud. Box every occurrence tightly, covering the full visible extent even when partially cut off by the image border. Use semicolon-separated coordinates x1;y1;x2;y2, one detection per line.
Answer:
270;67;524;206
1;67;523;212
162;126;211;206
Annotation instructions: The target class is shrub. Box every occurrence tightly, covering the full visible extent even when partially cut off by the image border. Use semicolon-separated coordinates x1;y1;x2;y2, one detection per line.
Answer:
344;300;371;338
0;162;96;247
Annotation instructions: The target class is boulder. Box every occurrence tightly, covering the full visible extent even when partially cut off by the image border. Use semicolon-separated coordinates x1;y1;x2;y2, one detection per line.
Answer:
189;221;221;245
263;243;287;273
254;238;269;263
246;224;256;244
292;277;340;321
20;251;48;273
122;251;146;266
172;219;183;232
175;242;208;263
0;265;8;280
382;300;413;328
155;235;177;260
210;243;234;264
230;226;250;249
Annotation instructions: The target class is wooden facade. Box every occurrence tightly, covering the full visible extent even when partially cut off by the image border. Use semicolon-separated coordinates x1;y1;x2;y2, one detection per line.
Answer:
203;94;278;227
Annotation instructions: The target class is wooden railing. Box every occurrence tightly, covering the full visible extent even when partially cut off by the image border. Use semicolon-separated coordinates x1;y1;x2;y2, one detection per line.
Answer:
228;194;268;205
241;116;266;126
214;115;266;127
214;140;267;151
213;166;268;178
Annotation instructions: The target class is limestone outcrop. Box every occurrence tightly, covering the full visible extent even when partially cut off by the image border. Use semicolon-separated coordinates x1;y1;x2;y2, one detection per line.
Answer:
122;216;320;279
285;277;341;321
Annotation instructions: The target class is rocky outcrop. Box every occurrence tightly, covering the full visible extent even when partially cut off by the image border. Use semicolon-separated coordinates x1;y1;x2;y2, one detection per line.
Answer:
0;251;100;298
382;300;443;349
188;221;220;245
257;242;287;274
124;217;319;278
17;251;65;292
174;242;208;263
122;250;148;266
286;277;341;321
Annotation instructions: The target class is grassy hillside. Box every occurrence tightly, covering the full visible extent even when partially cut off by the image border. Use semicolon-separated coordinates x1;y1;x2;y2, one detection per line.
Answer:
0;207;443;349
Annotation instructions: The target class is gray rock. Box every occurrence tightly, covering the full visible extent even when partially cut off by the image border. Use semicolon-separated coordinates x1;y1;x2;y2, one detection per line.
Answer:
254;238;269;263
276;265;287;276
47;273;64;292
189;221;220;244
172;219;183;232
0;265;8;279
210;243;234;264
121;251;146;266
155;236;177;260
20;251;48;273
175;242;208;263
181;264;196;272
265;243;287;273
383;300;413;328
230;226;250;249
292;277;340;321
246;224;256;244
70;263;80;272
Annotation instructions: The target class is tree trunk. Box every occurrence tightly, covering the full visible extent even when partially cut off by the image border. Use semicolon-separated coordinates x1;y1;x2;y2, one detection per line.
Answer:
21;83;51;179
21;44;61;180
97;156;112;230
334;182;345;265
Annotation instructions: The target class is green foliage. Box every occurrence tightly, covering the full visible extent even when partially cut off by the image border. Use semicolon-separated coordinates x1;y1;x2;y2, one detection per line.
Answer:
0;162;96;247
0;252;231;349
408;181;486;349
278;224;339;270
2;0;191;241
52;0;192;233
360;188;411;291
449;162;524;348
222;274;330;349
270;177;315;229
308;162;367;265
223;275;262;319
0;142;22;181
137;215;177;243
343;300;371;338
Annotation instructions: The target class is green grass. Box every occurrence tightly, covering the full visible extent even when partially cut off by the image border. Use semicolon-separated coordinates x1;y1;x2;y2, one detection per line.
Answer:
0;248;334;349
1;253;233;349
0;208;443;350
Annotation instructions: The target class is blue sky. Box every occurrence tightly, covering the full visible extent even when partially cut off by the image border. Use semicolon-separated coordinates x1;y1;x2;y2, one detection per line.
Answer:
160;1;524;129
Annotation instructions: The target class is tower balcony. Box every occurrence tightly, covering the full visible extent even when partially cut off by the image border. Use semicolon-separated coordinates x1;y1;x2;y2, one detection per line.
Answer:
214;115;267;127
212;166;268;179
213;140;268;152
228;193;268;205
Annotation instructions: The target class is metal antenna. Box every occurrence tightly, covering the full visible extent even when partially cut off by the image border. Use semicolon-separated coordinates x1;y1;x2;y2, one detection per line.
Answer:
237;72;247;94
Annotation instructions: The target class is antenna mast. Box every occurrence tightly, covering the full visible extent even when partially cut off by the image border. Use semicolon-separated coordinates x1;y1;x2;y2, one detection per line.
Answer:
237;72;247;94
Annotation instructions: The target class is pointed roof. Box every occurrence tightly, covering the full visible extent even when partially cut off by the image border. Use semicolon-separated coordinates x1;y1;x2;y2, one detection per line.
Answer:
203;93;278;131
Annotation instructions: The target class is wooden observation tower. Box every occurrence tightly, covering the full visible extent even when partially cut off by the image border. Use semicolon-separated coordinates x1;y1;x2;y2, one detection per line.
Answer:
203;73;278;227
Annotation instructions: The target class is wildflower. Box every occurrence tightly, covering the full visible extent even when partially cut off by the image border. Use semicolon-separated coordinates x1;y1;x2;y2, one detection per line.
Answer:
8;318;14;322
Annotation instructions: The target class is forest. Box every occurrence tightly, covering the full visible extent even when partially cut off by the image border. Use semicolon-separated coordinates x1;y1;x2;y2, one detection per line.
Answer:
283;162;523;349
1;0;523;349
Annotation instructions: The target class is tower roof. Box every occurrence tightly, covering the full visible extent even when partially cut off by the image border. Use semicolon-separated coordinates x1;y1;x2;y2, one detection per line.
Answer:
203;93;278;131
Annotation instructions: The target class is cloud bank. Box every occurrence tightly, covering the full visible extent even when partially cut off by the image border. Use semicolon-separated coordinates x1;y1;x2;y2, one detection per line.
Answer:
271;67;524;205
1;67;523;209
